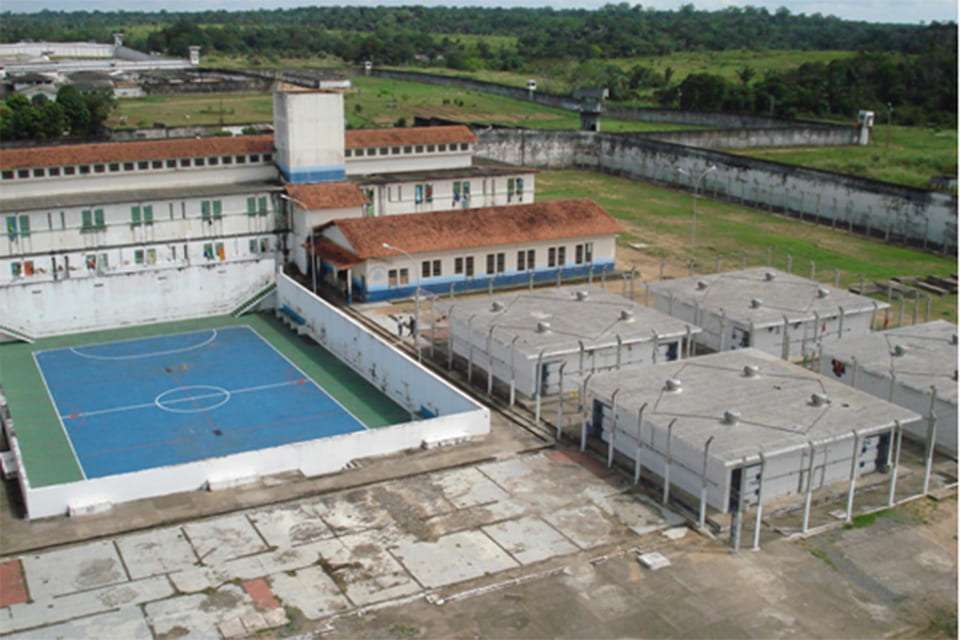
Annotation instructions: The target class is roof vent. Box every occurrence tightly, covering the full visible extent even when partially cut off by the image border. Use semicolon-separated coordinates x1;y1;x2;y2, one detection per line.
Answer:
576;290;590;302
817;287;830;298
490;301;504;312
810;393;830;407
742;364;760;378
664;378;682;393
750;298;763;309
721;409;741;425
892;344;907;357
764;271;776;281
536;321;552;334
619;309;635;322
696;280;709;290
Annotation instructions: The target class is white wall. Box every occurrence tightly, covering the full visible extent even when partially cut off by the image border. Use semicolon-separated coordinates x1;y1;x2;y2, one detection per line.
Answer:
363;172;536;216
345;149;472;176
0;259;275;338
273;90;345;181
819;356;958;457
291;205;363;274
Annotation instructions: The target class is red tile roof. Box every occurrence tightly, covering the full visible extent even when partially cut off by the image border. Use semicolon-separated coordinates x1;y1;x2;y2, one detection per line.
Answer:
285;182;367;210
328;199;623;259
0;135;274;171
309;237;363;268
345;125;475;149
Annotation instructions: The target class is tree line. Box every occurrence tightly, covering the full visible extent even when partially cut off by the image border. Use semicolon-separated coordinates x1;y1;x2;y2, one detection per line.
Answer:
0;87;116;141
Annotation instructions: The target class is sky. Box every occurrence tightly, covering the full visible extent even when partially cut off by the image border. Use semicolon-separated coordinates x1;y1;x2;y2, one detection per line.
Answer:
2;0;956;24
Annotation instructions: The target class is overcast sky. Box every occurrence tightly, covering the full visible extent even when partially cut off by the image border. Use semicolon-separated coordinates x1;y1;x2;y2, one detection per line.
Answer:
3;0;956;25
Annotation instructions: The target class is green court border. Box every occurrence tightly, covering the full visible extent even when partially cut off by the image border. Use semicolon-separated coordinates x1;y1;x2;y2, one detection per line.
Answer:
0;312;411;488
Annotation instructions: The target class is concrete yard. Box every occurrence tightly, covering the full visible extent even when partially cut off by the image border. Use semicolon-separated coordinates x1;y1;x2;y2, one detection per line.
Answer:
0;444;955;639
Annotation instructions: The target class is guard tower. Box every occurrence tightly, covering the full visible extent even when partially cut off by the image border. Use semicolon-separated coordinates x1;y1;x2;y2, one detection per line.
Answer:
112;33;124;49
273;82;346;183
526;79;537;99
188;46;201;66
575;87;609;132
363;61;373;76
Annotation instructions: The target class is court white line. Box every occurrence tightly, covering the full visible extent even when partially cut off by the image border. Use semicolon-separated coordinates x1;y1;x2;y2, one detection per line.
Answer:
60;379;312;420
33;326;249;356
68;330;219;361
32;352;87;480
246;325;371;431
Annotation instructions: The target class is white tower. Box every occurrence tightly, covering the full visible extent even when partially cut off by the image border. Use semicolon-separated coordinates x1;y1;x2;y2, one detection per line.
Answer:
857;110;874;146
273;82;346;183
113;33;124;48
188;46;201;66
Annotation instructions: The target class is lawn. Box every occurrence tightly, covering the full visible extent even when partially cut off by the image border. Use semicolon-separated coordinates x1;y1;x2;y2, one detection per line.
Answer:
732;125;958;191
537;169;957;321
110;75;697;131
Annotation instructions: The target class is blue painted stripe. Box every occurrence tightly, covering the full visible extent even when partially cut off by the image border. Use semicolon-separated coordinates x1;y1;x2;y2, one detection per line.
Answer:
276;159;346;184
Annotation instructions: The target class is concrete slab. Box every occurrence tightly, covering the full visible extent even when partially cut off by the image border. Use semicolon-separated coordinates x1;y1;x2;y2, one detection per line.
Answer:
312;488;397;536
115;526;198;579
392;530;519;588
2;607;152;640
2;576;173;635
321;529;422;606
184;514;267;565
145;583;257;640
543;503;625;550
482;516;578;565
19;540;127;600
592;492;681;536
269;566;352;620
431;467;510;509
249;502;335;549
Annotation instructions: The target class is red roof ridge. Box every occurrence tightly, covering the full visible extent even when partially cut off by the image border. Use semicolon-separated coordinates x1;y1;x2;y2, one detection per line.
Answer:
284;182;367;210
345;125;476;149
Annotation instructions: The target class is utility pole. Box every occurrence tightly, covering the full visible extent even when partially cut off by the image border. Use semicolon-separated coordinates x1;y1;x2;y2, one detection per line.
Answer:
383;242;422;363
677;165;717;254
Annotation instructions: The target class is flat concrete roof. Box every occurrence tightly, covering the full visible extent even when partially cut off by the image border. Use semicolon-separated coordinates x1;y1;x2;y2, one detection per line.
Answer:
436;285;700;358
647;267;887;328
822;320;958;404
1;181;283;212
588;348;921;465
353;159;535;186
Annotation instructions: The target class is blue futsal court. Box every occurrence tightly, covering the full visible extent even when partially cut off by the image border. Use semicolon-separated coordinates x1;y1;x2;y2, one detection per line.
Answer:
34;326;368;480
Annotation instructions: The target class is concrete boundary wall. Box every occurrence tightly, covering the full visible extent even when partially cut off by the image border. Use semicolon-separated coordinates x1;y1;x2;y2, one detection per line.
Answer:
475;129;958;253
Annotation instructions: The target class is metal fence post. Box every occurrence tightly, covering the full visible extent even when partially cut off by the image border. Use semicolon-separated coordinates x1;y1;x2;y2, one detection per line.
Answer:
845;431;861;523
698;436;714;529
923;387;939;495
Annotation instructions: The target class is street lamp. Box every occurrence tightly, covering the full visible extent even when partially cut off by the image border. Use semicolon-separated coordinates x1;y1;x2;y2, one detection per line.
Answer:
280;193;317;293
677;164;717;253
382;242;422;363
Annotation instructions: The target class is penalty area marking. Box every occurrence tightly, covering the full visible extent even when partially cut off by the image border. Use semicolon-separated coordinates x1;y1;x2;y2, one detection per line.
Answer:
68;329;219;361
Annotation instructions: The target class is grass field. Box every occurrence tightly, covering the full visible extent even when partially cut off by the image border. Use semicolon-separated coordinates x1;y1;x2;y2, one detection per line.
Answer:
110;75;696;132
537;169;957;321
733;125;958;190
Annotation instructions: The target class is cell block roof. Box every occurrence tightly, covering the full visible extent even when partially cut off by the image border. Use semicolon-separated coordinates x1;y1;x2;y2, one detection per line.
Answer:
647;267;887;328
822;320;958;404
435;285;700;358
588;348;921;465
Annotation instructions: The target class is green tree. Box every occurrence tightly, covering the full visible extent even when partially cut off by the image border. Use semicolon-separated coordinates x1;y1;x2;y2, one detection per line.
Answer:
56;85;91;135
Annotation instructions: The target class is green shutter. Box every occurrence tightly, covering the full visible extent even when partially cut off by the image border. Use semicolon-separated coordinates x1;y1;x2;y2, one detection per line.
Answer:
134;250;144;265
81;210;92;230
131;206;141;226
5;216;16;240
213;200;223;219
18;215;29;237
143;205;153;225
94;209;105;228
201;200;211;221
258;196;267;216
246;197;256;216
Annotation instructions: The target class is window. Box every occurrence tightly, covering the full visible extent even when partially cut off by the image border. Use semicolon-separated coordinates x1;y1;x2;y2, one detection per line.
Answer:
201;201;210;222
575;242;593;265
420;260;442;278
355;149;365;157
460;143;469;151
81;166;93;175
85;254;97;271
194;157;205;167
516;177;525;202
422;260;431;278
379;147;388;156
548;246;567;268
222;156;233;165
235;155;246;164
134;249;144;265
453;181;471;205
10;262;21;277
81;210;93;231
17;169;28;179
216;242;225;260
391;146;400;154
33;168;44;177
246;197;257;217
345;149;353;158
507;178;516;202
131;206;142;226
108;163;120;172
1;170;13;180
147;248;157;265
152;160;163;169
433;259;441;277
5;216;17;240
249;154;260;163
94;209;105;229
258;196;267;216
465;256;474;277
18;214;31;238
202;200;222;221
143;205;153;225
203;243;215;260
438;144;446;152
138;161;149;170
455;257;463;275
263;153;272;162
260;238;270;253
486;252;505;275
166;159;176;168
208;157;219;166
403;146;412;154
426;145;435;152
49;167;60;177
249;238;259;254
64;166;76;175
180;158;191;167
94;164;105;174
415;184;424;205
415;145;424;153
424;184;433;203
518;249;535;271
387;268;410;288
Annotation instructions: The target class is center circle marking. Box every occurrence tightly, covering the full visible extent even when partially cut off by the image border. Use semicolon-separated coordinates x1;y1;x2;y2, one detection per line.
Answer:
155;385;231;414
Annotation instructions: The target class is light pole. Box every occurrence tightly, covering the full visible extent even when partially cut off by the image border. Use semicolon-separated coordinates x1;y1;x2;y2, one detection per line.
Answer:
677;164;717;253
383;242;422;362
279;193;317;293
